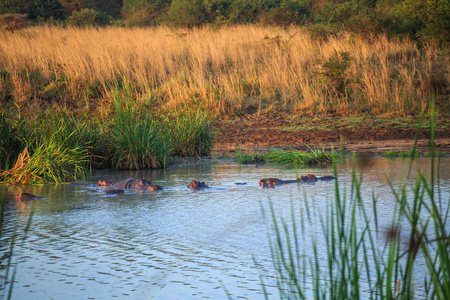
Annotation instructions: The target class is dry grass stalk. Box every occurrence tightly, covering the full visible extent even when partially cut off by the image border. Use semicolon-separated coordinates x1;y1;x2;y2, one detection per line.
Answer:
0;25;447;115
0;147;31;184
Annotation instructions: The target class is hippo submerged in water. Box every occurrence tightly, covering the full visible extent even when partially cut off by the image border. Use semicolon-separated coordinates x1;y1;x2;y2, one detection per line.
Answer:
188;180;209;190
259;178;299;188
16;192;45;201
113;178;152;189
259;175;335;188
105;189;125;195
148;184;163;192
98;180;113;186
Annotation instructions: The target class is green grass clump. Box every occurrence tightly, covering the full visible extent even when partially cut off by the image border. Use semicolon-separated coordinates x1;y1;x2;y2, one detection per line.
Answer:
383;149;420;158
165;110;214;157
264;149;332;166
110;81;170;169
11;127;89;184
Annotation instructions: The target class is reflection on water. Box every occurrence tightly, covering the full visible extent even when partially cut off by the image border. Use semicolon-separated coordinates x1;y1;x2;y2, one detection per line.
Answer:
2;157;449;299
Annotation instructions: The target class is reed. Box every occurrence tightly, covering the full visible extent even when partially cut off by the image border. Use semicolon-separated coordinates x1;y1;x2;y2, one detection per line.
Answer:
264;148;332;166
262;98;449;299
164;110;214;157
0;25;447;116
110;82;170;169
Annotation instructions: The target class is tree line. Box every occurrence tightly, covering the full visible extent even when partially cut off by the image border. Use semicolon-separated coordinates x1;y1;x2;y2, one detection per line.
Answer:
1;0;449;46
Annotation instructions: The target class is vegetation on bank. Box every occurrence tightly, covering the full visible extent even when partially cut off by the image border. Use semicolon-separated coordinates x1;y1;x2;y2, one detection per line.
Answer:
236;148;332;166
1;26;448;117
1;0;449;48
0;102;214;184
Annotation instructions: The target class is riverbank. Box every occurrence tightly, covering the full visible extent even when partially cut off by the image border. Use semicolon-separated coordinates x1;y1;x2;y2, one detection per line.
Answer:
212;112;450;157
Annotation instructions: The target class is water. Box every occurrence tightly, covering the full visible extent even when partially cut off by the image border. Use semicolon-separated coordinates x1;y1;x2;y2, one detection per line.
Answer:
2;157;449;299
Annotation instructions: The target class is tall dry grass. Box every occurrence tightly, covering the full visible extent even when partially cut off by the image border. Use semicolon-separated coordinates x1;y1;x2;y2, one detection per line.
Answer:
0;25;448;115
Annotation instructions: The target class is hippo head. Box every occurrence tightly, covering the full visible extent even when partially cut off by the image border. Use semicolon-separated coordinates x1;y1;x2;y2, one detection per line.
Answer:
136;179;151;189
188;180;207;190
98;180;113;186
299;174;318;182
259;178;281;188
306;174;318;181
259;179;267;188
148;184;163;192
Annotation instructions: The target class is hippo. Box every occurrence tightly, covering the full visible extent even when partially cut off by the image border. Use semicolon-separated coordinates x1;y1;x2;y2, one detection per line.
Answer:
188;180;209;190
16;192;44;201
148;184;163;192
298;174;319;182
105;189;124;195
98;180;113;186
113;178;151;189
318;175;335;181
259;178;299;188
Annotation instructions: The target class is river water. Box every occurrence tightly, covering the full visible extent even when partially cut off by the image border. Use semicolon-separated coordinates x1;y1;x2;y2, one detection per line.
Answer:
1;157;449;299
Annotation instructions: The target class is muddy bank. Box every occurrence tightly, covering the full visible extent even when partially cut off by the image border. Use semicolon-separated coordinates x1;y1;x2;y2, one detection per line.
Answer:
212;113;450;156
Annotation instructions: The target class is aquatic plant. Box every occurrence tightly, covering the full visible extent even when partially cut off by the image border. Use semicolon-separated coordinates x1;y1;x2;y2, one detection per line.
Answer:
110;82;170;169
264;148;332;166
262;99;449;299
165;110;214;157
383;149;420;158
5;126;89;184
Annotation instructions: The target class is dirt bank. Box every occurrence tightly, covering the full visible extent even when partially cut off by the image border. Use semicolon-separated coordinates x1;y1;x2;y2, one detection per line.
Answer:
212;112;450;156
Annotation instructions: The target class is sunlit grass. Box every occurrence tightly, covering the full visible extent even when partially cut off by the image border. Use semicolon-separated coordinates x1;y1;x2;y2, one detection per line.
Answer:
0;25;447;115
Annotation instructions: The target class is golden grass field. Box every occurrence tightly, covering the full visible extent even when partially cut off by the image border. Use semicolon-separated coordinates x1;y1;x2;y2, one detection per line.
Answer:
0;25;448;115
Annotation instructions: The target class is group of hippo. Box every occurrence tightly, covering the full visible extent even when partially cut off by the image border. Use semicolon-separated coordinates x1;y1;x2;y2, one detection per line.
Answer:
16;174;335;201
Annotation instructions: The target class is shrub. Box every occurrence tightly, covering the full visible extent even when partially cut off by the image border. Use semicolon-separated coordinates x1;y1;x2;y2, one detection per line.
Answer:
260;0;309;26
314;50;355;99
67;8;109;27
0;0;65;21
165;0;210;28
0;13;28;32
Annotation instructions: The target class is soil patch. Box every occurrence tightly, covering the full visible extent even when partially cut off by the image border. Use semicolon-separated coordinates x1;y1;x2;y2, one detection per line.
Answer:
212;112;450;156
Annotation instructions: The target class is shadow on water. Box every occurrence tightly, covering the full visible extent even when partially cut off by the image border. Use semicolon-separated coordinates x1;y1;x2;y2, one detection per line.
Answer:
1;157;449;299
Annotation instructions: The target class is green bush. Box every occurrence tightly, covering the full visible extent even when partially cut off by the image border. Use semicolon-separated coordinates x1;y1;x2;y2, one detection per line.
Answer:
401;0;450;46
314;50;355;99
165;0;211;28
67;8;109;27
260;0;309;26
0;0;65;21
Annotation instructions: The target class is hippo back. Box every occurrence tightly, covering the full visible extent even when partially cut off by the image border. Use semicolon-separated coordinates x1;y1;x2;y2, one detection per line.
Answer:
113;178;137;189
319;176;335;181
16;192;42;201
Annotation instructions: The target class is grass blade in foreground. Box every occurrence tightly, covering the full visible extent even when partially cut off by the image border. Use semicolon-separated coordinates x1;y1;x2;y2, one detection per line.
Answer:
261;99;448;299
